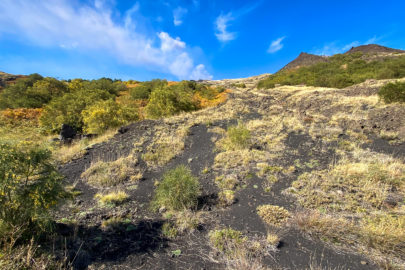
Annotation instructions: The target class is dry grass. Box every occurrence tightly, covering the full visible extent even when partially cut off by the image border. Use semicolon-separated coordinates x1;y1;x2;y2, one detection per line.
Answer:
81;154;140;187
214;149;268;171
142;124;189;167
289;150;405;213
101;217;129;229
293;210;405;268
218;190;236;207
208;228;273;270
257;205;290;227
217;122;251;151
55;129;117;163
171;210;205;234
95;191;129;206
266;233;280;246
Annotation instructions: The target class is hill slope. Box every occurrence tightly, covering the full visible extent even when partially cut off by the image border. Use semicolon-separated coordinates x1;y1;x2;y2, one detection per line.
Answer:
280;52;328;71
345;44;405;54
258;44;405;89
0;71;25;89
52;76;405;270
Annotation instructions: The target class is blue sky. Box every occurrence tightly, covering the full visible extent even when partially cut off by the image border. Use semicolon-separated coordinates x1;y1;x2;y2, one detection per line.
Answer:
0;0;404;81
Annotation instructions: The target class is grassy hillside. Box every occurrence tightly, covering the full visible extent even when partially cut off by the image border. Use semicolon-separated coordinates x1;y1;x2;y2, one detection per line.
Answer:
258;52;405;89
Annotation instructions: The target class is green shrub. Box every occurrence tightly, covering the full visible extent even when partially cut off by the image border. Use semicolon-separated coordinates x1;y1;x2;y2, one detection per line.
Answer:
145;82;197;119
82;99;138;134
258;54;405;89
378;81;405;103
208;228;246;253
0;74;59;109
40;88;114;133
225;122;251;150
130;79;167;100
231;83;246;88
151;165;200;211
0;142;65;241
130;85;152;100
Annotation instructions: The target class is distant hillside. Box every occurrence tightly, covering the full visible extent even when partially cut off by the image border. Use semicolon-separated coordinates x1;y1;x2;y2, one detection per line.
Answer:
0;71;25;89
280;44;405;72
258;44;405;89
345;44;405;54
280;52;328;71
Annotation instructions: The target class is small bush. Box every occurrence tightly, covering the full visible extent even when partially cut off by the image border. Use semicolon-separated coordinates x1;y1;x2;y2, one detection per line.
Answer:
231;83;246;88
257;205;290;227
266;233;280;246
208;228;246;253
0;142;65;241
162;222;178;239
378;81;405;103
218;190;235;207
95;191;129;206
224;122;251;150
151;165;200;211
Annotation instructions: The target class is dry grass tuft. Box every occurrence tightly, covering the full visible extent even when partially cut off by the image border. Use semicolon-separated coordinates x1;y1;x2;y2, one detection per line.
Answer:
55;129;117;163
81;154;139;187
142;124;189;167
95;191;129;206
218;190;236;207
290;152;405;213
257;205;290;227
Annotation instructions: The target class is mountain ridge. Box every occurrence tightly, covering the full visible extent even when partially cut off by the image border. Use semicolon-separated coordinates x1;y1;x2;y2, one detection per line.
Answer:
280;44;405;72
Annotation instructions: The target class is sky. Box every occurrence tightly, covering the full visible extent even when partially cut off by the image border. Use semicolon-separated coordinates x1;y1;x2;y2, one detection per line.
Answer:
0;0;404;81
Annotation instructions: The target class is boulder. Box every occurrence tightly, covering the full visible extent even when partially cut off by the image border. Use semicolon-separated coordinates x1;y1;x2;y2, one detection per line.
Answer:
59;124;76;141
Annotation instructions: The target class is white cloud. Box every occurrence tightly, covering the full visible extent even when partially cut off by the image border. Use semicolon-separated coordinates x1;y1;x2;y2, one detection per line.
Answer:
190;64;213;80
214;3;261;43
267;36;285;53
215;12;236;42
312;36;381;56
158;32;186;52
0;0;211;80
173;7;187;26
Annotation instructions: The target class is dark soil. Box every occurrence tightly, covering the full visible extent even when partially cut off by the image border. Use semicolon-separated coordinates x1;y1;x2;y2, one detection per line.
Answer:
52;117;379;269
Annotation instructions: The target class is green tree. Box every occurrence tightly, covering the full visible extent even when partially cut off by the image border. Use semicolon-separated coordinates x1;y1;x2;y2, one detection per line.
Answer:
40;89;114;133
0;74;44;109
130;79;168;100
82;99;139;134
145;82;196;118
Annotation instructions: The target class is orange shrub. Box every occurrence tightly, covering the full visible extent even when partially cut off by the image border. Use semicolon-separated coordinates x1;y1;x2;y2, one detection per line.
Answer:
1;108;43;121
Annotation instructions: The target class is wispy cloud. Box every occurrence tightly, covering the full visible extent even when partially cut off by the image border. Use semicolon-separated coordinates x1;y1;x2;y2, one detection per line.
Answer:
267;36;286;53
312;36;381;56
0;0;211;80
173;6;187;26
215;12;236;42
214;2;261;43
